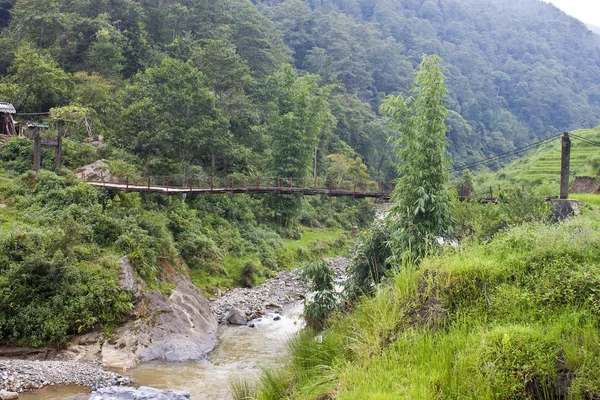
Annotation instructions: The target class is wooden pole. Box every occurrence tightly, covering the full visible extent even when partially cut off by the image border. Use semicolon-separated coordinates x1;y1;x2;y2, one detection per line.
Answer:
147;177;151;192
560;132;571;200
289;176;293;189
210;175;214;192
33;134;41;172
54;137;62;173
489;186;493;200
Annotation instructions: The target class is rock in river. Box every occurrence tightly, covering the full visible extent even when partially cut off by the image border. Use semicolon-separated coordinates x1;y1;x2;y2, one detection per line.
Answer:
227;307;248;325
90;386;190;400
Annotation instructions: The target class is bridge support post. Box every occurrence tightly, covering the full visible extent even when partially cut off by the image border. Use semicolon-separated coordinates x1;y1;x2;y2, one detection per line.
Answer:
560;132;571;200
33;134;41;172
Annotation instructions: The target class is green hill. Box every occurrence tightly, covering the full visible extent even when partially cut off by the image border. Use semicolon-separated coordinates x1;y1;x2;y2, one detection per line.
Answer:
472;125;600;197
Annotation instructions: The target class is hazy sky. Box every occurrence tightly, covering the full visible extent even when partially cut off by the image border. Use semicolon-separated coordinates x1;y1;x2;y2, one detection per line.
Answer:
545;0;600;27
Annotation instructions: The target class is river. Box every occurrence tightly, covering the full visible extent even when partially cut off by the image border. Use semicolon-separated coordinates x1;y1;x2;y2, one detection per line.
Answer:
20;303;304;400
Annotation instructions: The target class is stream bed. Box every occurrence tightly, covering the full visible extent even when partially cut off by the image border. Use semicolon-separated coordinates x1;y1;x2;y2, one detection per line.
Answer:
20;303;304;400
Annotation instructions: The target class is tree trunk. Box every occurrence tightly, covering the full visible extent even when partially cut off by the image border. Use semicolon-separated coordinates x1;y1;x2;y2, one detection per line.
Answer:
211;152;216;178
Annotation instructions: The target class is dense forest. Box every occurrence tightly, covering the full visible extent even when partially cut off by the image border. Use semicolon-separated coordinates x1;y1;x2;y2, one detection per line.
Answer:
0;0;597;179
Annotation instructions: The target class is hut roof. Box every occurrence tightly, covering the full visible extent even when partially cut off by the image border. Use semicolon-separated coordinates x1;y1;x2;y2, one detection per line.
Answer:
27;122;49;129
0;102;16;114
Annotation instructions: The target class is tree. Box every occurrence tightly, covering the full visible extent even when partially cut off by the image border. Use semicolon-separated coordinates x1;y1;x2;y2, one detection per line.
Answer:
265;65;335;225
120;57;229;174
86;26;126;79
0;44;71;112
380;55;454;264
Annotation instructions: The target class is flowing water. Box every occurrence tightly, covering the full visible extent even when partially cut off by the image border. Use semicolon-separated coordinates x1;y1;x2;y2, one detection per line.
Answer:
20;303;304;400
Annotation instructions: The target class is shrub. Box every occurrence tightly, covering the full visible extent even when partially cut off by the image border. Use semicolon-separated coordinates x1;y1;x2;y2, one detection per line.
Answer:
303;261;339;330
239;260;259;288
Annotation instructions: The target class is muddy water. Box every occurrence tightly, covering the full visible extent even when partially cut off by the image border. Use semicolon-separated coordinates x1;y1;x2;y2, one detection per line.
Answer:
21;303;304;400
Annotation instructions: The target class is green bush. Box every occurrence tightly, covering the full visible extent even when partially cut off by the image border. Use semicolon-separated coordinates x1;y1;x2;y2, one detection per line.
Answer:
239;260;259;288
303;261;339;330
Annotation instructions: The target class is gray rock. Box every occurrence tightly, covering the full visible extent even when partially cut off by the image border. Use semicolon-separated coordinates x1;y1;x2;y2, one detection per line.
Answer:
551;199;581;221
118;257;140;301
0;390;18;400
90;386;190;400
227;308;248;325
102;272;218;368
75;160;120;183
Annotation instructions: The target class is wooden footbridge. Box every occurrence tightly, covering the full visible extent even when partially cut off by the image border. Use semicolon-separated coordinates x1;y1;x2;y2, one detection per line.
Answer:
84;173;394;200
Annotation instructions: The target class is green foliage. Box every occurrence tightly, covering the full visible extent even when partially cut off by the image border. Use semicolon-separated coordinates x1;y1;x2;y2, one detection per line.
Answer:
239;260;260;288
120;57;230;173
381;55;454;264
344;219;391;301
258;213;600;399
0;225;132;346
303;261;339;330
454;189;552;241
0;43;71;111
264;65;335;226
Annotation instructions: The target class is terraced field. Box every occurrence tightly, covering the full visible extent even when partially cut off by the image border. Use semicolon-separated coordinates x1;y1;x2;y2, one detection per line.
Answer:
474;126;600;196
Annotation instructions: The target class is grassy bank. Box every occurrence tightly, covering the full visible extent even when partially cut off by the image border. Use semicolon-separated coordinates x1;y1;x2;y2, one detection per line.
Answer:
249;213;600;399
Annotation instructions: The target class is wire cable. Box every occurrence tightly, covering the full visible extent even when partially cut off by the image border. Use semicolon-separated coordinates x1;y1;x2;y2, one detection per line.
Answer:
448;133;562;173
570;134;600;147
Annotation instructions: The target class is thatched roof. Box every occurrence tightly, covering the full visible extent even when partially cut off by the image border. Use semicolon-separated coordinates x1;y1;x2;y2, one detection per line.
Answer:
0;102;16;114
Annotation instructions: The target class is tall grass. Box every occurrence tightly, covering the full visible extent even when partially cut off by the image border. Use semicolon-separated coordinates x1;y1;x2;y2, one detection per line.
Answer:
255;212;600;399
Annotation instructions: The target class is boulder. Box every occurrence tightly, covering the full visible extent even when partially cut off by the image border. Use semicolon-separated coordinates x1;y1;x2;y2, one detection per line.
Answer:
75;160;119;183
0;390;18;400
101;272;218;368
90;386;189;400
226;308;248;325
550;199;581;221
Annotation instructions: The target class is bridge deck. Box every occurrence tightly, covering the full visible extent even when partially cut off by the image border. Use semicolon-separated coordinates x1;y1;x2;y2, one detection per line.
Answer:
87;181;391;200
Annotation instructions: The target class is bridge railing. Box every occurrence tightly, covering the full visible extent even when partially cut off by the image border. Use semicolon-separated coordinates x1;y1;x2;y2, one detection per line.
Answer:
81;171;394;198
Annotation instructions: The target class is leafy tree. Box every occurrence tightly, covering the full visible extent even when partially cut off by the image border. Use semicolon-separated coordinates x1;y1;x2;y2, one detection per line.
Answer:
120;57;229;174
86;26;126;79
0;44;71;111
380;55;454;264
265;65;335;225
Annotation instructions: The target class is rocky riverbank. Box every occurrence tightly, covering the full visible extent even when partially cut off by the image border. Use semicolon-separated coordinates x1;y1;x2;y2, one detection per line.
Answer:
211;257;351;323
0;359;130;394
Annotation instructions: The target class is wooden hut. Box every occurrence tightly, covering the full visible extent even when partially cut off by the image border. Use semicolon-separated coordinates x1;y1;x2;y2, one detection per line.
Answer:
0;102;16;137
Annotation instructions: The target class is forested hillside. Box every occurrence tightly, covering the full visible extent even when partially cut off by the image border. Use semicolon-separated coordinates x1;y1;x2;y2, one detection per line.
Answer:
0;0;597;178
